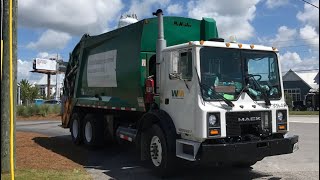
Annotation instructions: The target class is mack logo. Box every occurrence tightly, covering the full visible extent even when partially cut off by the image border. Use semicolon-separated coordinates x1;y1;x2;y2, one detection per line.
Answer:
172;90;184;99
238;117;261;122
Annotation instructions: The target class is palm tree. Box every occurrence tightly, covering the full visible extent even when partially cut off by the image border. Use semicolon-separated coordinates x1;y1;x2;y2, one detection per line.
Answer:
19;79;40;105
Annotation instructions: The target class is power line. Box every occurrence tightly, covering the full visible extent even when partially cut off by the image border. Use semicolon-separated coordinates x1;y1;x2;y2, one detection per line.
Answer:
298;0;319;9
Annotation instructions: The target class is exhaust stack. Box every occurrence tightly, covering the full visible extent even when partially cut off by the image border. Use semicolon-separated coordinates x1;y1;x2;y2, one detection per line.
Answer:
153;9;166;94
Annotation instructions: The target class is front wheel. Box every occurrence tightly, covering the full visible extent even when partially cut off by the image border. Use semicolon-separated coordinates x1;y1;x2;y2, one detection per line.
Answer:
147;124;175;176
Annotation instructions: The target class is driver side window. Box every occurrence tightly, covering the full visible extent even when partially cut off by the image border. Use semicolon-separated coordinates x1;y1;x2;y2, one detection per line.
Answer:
169;50;192;80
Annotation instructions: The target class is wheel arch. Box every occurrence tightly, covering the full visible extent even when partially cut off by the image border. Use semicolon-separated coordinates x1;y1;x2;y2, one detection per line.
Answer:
137;110;178;160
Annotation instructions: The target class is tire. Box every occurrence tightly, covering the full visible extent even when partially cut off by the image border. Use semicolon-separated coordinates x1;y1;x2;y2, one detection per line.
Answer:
83;114;104;146
70;113;83;145
232;161;257;168
147;124;176;176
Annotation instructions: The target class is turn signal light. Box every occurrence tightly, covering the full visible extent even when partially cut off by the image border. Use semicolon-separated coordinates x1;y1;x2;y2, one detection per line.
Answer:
200;40;205;45
210;129;219;135
278;125;286;130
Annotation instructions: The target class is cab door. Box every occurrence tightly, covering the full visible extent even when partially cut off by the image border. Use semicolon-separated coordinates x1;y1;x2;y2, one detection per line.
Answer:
161;49;197;136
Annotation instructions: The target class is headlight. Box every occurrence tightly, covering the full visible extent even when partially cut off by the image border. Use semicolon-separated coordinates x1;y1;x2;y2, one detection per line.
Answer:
277;112;284;121
209;115;217;126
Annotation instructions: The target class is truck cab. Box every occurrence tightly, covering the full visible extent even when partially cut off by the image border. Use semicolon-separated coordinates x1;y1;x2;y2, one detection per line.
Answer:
158;40;299;163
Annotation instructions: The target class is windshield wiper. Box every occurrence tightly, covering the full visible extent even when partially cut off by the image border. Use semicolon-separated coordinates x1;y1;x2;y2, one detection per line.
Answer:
195;67;234;107
246;74;271;106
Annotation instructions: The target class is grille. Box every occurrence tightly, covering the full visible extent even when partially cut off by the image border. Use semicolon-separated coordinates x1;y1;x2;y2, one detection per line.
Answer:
226;111;271;137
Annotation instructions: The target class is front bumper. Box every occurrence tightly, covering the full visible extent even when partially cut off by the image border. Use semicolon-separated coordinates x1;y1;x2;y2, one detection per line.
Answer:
199;135;299;162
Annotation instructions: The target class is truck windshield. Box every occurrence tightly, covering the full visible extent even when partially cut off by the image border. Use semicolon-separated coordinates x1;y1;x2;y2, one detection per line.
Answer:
200;47;282;101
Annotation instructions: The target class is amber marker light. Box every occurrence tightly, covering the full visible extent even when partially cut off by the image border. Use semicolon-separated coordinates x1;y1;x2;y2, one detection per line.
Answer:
278;125;286;130
250;44;255;49
272;47;277;51
210;129;219;135
200;40;205;45
226;42;230;47
238;44;243;48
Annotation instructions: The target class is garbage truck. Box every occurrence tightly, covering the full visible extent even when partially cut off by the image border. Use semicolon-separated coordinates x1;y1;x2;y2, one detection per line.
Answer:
61;9;299;174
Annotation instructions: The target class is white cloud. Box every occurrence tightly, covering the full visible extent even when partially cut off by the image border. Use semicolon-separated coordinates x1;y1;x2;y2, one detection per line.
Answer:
26;30;71;51
299;25;319;50
269;26;298;47
17;59;42;83
296;0;319;61
18;0;124;35
187;0;260;41
265;0;289;9
297;0;319;32
37;52;64;60
167;3;184;15
279;51;319;72
127;0;170;19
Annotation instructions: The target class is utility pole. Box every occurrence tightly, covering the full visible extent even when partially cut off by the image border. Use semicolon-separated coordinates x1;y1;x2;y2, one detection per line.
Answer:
55;53;58;100
1;0;17;173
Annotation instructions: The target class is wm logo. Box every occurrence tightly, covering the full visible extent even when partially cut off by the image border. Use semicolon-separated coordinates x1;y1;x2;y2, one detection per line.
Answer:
172;90;184;99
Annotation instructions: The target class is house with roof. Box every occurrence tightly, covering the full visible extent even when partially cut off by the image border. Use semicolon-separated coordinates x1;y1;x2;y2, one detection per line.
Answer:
35;74;64;99
282;69;319;109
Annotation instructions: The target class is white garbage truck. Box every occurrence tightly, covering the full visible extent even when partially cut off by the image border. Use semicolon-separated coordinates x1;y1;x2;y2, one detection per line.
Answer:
61;9;299;175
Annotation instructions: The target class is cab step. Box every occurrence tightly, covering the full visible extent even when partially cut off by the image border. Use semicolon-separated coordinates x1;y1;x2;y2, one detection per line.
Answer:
176;139;201;161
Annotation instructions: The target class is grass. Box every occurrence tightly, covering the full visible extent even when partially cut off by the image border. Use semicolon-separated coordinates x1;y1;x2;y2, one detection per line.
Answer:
17;104;61;117
289;111;319;115
1;169;91;180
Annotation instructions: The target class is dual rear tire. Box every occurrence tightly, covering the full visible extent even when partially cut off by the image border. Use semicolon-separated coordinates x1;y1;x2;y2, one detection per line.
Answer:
70;113;104;146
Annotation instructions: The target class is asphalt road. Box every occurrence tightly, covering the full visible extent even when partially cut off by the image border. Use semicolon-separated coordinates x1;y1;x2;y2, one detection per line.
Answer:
17;115;319;180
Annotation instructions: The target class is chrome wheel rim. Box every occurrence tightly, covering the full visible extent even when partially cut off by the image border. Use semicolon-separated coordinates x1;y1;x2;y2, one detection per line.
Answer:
150;136;162;167
85;121;92;143
72;119;78;139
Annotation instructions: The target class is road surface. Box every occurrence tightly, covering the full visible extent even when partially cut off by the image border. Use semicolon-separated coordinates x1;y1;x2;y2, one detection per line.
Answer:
17;115;319;180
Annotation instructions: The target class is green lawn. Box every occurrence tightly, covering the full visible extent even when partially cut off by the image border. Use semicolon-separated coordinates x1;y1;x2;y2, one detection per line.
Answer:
1;169;91;180
289;111;319;115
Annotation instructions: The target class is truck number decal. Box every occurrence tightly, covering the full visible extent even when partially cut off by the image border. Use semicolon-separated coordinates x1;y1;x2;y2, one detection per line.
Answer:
271;103;288;108
87;50;117;87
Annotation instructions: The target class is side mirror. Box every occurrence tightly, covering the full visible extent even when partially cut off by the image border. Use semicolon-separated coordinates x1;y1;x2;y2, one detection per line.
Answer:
169;73;181;80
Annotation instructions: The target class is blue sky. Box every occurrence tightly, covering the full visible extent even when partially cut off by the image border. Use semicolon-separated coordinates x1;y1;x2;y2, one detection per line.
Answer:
17;0;319;83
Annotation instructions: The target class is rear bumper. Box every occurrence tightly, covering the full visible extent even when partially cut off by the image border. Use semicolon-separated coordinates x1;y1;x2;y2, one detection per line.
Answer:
199;135;299;162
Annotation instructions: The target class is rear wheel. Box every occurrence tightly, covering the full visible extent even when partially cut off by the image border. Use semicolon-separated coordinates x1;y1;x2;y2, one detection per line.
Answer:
83;114;104;146
70;113;83;145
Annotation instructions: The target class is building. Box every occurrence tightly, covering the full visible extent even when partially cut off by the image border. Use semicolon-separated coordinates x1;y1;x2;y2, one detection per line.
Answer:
282;69;319;107
35;74;64;99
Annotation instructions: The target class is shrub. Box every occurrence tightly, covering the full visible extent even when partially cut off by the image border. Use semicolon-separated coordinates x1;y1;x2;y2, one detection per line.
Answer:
39;104;50;117
50;105;61;114
17;104;61;117
22;106;31;117
17;105;25;116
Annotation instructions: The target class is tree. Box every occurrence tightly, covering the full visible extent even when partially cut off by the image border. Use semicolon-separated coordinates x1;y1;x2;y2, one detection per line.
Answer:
284;92;293;110
19;79;40;105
